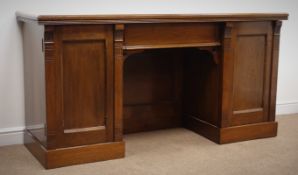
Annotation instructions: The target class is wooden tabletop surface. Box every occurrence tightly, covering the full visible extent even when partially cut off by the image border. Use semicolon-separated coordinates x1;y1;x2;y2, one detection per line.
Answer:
16;12;288;24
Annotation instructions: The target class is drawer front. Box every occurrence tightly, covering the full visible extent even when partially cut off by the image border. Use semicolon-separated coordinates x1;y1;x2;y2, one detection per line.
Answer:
124;23;220;47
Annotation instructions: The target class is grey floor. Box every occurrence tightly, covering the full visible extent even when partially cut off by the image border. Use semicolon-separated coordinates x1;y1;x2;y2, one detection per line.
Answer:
0;114;297;175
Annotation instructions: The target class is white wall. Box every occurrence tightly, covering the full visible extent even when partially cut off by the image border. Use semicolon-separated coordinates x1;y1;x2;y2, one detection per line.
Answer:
0;0;298;146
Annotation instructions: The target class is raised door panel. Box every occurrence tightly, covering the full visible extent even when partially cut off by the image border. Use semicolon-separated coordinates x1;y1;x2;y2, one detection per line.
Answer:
230;22;272;126
50;25;114;148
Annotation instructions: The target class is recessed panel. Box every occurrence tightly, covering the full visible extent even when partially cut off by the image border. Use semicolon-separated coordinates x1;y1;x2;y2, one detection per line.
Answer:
62;40;106;130
233;35;265;112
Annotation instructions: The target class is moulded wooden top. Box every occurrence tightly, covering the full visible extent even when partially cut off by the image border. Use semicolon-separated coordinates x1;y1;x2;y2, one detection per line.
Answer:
16;12;288;24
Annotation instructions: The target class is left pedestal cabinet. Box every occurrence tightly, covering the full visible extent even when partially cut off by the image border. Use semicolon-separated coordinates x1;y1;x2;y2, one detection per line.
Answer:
22;22;124;169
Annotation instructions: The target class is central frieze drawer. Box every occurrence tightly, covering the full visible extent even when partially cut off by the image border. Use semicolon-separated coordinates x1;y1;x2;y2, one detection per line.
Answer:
124;23;220;48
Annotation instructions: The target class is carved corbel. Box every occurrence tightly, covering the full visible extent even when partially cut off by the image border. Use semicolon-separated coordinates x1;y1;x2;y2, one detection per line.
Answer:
198;47;220;65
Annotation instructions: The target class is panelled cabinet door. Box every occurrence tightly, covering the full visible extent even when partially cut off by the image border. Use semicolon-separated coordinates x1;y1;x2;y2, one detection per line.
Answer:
230;22;273;126
50;25;114;148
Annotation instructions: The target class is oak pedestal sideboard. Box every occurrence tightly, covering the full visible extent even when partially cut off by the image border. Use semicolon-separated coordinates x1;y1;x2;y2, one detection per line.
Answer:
16;13;288;169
